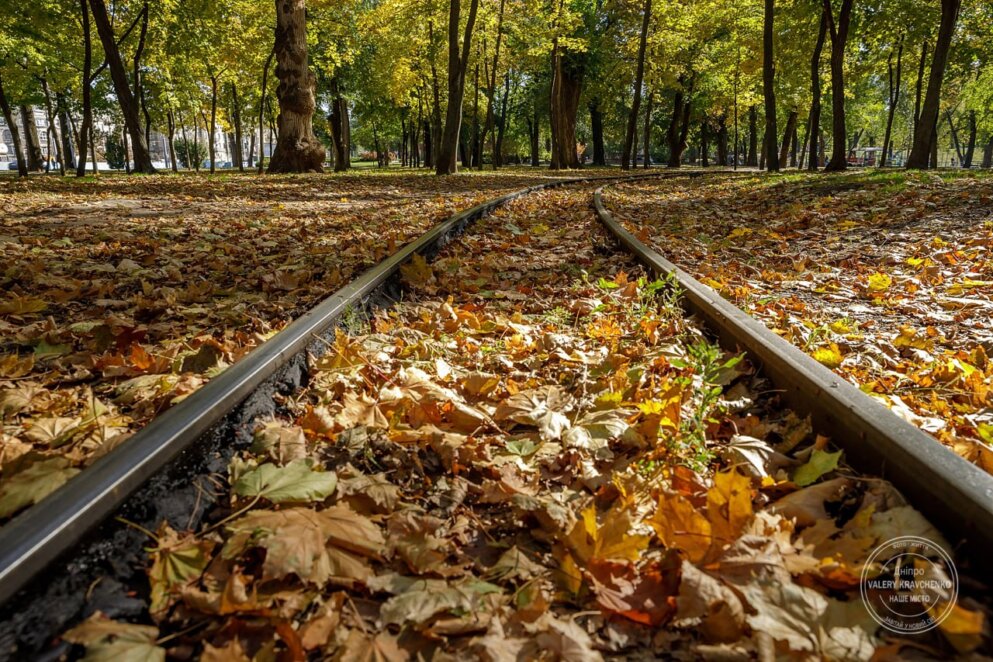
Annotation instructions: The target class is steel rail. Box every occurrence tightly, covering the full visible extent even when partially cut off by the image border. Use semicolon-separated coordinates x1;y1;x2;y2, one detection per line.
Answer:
0;171;677;609
594;181;993;563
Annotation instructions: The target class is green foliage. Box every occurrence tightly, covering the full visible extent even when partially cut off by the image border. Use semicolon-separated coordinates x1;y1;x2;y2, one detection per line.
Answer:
173;137;209;169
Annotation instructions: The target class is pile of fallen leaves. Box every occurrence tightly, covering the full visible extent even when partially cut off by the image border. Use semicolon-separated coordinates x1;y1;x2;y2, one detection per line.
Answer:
0;171;570;521
604;171;993;472
61;186;988;660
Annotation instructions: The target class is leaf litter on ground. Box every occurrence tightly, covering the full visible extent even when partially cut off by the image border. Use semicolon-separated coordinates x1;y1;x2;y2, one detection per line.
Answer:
60;182;990;660
604;171;993;474
0;171;584;521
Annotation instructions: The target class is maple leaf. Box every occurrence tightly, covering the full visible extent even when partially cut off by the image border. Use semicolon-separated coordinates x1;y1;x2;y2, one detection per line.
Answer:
147;525;215;616
250;422;308;464
706;471;754;543
232;460;337;504
649;492;713;564
0;458;80;518
62;611;165;662
793;449;843;487
588;557;679;626
223;506;383;585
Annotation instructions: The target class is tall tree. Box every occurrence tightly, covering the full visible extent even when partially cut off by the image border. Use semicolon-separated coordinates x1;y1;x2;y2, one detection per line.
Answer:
880;37;903;167
821;0;854;172
622;0;652;170
806;6;828;171
436;0;480;175
87;0;155;173
268;0;325;173
763;0;779;172
907;0;961;169
0;72;27;177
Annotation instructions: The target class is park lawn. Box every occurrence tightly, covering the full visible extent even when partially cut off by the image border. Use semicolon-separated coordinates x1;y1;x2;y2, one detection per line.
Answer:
0;170;568;521
604;170;993;472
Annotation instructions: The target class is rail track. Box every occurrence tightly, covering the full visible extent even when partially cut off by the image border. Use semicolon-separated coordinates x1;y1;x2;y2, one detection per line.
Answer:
593;180;993;563
1;171;991;658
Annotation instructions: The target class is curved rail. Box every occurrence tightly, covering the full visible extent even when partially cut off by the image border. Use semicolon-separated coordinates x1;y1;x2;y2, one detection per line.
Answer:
594;181;993;566
0;171;676;609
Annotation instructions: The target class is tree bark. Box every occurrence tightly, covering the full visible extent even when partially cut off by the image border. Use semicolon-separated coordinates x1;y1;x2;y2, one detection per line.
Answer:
822;0;854;172
589;99;605;166
268;0;325;173
717;114;729;166
258;47;274;173
778;109;797;167
166;110;178;172
665;79;692;167
480;0;506;168
963;110;976;168
209;74;219;173
39;80;65;175
77;0;93;176
429;21;443;168
807;6;828;171
88;0;155;173
529;101;540;166
436;0;480;175
328;77;350;172
623;0;652;170
947;111;964;165
881;38;903;167
982;136;993;169
231;83;244;171
20;106;45;172
494;72;510;166
642;91;653;168
913;40;928;141
57;94;76;169
549;50;584;169
472;59;481;169
701;118;710;167
747;106;758;166
0;74;28;177
763;0;779;172
907;0;960;169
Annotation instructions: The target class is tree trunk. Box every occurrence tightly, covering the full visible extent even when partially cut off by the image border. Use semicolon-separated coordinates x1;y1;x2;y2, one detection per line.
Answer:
717;114;729;166
329;77;350;172
590;99;605;166
822;0;854;172
666;80;692;168
134;2;151;154
209;75;219;173
231;83;244;171
549;50;584;169
494;72;510;166
964;110;976;168
747;106;758;166
57;94;76;169
166;110;178;172
643;91;654;168
763;0;779;172
529;102;540;166
87;0;155;173
623;0;652;170
778;109;797;167
122;126;131;173
429;21;443;169
913;40;928;142
472;60;481;169
947;111;964;166
423;119;433;168
982;137;993;169
258;47;274;173
907;0;960;169
481;0;506;168
20;106;45;172
39;80;65;175
76;0;93;177
701;118;710;167
436;0;480;175
0;75;28;177
881;39;903;167
268;0;325;173
807;6;828;171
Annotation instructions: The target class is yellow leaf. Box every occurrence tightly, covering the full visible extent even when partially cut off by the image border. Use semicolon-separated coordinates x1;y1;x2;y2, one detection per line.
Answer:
867;272;892;292
706;471;753;544
812;343;844;369
935;603;984;654
649;493;712;563
400;253;433;286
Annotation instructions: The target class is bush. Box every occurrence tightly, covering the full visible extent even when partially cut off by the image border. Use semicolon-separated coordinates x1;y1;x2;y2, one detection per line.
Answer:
174;137;209;169
104;135;126;169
